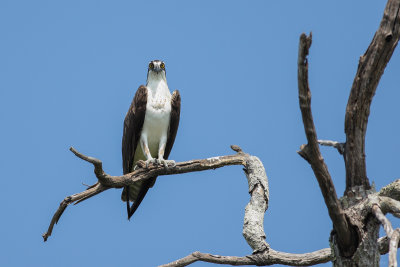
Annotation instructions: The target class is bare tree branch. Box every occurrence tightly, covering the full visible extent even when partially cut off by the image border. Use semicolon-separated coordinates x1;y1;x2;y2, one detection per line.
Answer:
46;145;270;258
73;146;248;188
43;145;249;241
159;248;333;267
375;183;400;256
378;196;400;217
42;183;107;241
297;32;355;253
317;140;345;155
389;230;400;267
158;252;255;267
378;235;400;255
344;0;400;195
378;180;400;218
242;156;269;253
372;204;400;267
373;204;394;237
379;179;400;200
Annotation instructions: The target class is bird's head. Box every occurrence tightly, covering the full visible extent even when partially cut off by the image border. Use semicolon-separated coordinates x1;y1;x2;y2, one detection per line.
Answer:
146;60;166;83
148;60;165;73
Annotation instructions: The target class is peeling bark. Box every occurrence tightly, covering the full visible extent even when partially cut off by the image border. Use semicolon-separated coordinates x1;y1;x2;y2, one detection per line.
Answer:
243;156;269;253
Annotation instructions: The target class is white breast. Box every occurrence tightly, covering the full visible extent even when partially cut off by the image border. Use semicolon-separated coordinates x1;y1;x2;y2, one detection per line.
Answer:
141;78;171;157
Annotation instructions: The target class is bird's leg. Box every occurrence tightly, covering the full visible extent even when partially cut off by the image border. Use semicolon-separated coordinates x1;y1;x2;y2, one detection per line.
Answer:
137;137;157;169
157;136;176;170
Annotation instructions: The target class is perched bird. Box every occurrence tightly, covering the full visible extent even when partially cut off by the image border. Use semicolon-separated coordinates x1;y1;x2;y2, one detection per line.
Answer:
122;60;181;220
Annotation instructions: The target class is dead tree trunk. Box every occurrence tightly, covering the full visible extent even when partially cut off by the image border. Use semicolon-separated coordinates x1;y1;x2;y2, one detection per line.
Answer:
324;0;399;265
43;0;400;266
297;0;400;264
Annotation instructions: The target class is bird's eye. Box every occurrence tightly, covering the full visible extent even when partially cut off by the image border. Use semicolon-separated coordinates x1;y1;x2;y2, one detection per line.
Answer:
160;62;165;69
149;62;154;69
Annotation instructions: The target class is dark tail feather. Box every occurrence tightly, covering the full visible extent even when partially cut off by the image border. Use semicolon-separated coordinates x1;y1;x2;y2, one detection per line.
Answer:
127;178;155;220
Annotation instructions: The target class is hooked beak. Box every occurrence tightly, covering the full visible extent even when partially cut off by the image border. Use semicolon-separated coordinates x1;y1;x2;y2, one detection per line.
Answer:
153;65;162;73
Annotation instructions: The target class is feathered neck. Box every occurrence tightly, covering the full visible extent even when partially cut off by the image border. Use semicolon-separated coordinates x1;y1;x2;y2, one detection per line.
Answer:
146;71;169;96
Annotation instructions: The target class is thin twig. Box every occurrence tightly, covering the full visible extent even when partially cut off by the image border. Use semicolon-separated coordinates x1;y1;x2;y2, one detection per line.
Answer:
297;32;354;253
70;147;107;183
42;183;107;241
317;140;345;155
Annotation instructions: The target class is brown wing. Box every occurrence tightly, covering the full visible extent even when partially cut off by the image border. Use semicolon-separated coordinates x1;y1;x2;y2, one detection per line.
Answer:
122;85;147;175
164;90;181;159
121;85;149;219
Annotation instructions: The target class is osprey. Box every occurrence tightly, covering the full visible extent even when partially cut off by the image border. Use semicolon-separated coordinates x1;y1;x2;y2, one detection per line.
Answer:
122;60;181;219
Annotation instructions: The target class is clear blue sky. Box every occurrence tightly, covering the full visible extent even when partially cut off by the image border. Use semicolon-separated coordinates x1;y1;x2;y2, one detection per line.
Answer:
1;1;399;266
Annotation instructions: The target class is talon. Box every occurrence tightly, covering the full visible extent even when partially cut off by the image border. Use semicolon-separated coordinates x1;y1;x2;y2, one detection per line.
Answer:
166;160;176;168
162;163;168;170
158;159;176;170
142;158;157;169
157;158;167;169
134;160;145;170
162;160;169;170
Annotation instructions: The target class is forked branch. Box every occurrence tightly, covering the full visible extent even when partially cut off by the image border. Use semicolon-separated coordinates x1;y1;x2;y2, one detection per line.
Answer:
297;33;355;253
377;182;400;256
372;204;400;267
43;145;247;241
42;182;107;241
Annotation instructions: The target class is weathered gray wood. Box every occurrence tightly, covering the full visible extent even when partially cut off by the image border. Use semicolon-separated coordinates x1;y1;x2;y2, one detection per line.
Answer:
159;248;333;267
43;145;246;242
317;140;345;155
389;230;400;267
242;156;269;253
